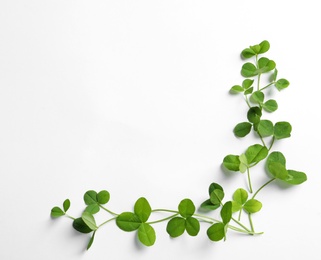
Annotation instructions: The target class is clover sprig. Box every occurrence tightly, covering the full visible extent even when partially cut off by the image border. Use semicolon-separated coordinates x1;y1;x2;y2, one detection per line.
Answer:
51;40;307;250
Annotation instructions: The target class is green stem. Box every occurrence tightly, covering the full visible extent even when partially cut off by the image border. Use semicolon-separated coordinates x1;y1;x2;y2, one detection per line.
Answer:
258;133;267;147
238;209;242;221
252;178;276;199
255;55;261;91
257;74;261;90
152;209;255;235
260;82;275;91
268;136;275;151
100;205;118;216
193;213;220;223
152;209;178;214
147;213;179;224
65;214;76;220
98;217;117;228
249;214;255;232
247;167;253;193
231;217;252;233
245;95;251;108
193;214;255;234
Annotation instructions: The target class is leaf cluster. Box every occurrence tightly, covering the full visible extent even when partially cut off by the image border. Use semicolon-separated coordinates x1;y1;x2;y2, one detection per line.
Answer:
166;199;200;237
50;40;308;251
116;197;156;246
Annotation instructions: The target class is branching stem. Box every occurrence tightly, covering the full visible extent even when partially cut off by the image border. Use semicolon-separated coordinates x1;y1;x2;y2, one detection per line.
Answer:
252;178;276;199
100;205;118;216
247;167;253;193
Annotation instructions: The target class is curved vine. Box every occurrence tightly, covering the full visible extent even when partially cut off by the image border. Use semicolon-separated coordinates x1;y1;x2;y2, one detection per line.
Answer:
51;40;307;250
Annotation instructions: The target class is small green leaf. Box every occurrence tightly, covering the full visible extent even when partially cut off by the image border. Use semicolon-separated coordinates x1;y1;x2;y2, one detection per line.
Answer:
51;207;65;218
242;79;254;89
243;199;262;213
250;44;261;54
82;212;98;231
245;144;268;164
273;69;278;81
221;201;232;224
238;153;248;173
263;99;278;112
267;151;286;167
244;87;253;95
210;189;224;205
185;217;200;236
208;183;224;195
134;197;152;223
251;91;264;104
223;155;240;171
84;190;98;205
138;223;156;246
234;122;252;137
231;201;242;213
257;57;276;73
63;199;70;212
257;120;274;137
178;199;195;218
267;162;288;180
247;106;262;124
116;212;141;232
72;218;92;234
85;204;100;214
258;40;270;54
200;199;220;211
233;188;248;205
241;48;256;59
274;121;292;139
97;190;110;205
87;231;96;250
285;170;307;185
241;62;258;77
230;85;244;93
275;78;290;91
166;217;186;237
207;223;225;242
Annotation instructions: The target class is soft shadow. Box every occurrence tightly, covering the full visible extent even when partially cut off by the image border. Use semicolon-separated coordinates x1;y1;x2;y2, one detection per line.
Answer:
263;164;293;191
220;163;238;179
68;228;91;253
47;215;90;254
134;234;146;251
239;53;246;61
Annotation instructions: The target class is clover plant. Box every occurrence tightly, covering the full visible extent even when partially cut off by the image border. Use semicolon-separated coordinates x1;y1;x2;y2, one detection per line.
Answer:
51;40;307;250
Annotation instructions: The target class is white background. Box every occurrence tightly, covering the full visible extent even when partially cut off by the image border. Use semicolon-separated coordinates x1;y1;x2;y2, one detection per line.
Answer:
1;1;320;259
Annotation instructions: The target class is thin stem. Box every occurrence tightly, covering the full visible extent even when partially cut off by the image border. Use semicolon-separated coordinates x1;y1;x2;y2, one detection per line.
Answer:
252;178;276;199
245;95;251;108
238;209;242;221
193;214;255;234
255;55;261;91
260;82;275;91
98;217;117;228
258;133;267;147
247;167;253;193
231;217;252;233
249;214;255;232
268;136;275;151
147;213;179;224
193;213;220;223
198;214;256;234
152;209;178;214
257;74;261;90
228;225;252;234
100;205;118;216
152;209;255;235
65;214;76;220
